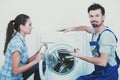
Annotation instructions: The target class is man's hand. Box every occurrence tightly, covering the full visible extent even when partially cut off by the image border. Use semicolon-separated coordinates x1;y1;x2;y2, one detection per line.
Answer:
70;48;82;58
57;27;73;32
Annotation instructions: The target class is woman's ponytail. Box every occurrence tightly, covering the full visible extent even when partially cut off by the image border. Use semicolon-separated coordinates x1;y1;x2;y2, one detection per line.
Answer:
4;20;15;55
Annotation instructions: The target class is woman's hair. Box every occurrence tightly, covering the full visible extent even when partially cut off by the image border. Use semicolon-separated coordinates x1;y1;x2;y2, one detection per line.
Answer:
3;14;30;55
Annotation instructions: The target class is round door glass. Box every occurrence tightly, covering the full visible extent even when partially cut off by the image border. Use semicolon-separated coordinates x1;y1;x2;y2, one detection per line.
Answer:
46;47;75;74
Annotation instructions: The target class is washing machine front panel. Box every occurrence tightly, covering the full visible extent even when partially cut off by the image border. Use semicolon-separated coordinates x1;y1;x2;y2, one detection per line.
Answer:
39;32;88;80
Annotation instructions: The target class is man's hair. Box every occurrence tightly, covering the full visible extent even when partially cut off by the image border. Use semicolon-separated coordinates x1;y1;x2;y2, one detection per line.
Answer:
88;3;105;15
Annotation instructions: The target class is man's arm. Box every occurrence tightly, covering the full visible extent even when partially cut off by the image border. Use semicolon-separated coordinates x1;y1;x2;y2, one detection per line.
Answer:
79;53;109;67
70;51;109;67
57;26;91;33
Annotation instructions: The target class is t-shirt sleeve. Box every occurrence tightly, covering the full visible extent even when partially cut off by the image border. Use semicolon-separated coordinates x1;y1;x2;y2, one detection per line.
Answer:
99;31;117;54
10;40;22;54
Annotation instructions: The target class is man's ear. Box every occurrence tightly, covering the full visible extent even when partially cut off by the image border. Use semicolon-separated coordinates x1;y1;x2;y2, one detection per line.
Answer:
103;15;105;21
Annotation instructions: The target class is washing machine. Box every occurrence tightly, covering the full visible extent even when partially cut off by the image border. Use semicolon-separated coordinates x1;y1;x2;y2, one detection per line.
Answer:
39;31;91;80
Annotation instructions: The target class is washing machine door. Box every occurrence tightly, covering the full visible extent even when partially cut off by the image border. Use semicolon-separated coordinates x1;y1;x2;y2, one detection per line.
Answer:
39;43;83;80
46;43;75;74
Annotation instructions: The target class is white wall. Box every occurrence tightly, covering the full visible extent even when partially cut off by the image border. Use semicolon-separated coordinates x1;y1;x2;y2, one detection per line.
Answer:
0;0;120;79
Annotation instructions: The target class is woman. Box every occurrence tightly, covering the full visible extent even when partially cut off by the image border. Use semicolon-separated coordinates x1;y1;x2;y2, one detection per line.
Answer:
0;14;46;80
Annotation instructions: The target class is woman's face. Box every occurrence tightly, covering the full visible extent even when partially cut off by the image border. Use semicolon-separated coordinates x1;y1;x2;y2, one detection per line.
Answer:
21;18;32;34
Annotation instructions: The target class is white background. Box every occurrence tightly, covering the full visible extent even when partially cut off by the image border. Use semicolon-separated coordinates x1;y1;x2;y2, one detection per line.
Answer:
0;0;120;79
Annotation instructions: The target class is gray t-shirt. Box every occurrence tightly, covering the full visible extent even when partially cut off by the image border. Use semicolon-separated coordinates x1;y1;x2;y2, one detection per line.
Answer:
90;27;117;66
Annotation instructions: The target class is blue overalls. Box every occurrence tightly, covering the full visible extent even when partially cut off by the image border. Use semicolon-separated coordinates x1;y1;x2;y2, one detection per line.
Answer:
77;29;120;80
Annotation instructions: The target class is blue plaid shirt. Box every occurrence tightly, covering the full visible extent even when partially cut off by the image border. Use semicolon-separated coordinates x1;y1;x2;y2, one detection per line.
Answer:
0;32;28;80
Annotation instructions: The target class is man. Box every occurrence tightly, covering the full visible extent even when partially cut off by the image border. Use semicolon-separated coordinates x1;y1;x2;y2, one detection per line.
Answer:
58;3;119;80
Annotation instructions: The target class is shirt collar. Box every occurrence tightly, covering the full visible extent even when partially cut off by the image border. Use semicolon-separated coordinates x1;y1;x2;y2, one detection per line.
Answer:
16;32;25;43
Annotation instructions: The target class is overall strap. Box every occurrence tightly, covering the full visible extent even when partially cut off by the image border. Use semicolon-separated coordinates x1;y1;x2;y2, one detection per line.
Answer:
100;29;118;42
94;29;120;66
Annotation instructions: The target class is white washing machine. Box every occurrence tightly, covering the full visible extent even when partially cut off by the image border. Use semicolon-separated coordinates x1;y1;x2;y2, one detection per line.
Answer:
39;31;92;80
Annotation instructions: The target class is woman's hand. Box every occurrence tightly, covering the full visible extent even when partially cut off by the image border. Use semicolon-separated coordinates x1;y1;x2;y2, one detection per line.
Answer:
34;52;44;63
39;43;48;54
33;44;48;64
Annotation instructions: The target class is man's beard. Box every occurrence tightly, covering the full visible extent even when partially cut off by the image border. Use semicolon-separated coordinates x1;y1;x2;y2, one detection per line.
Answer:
91;21;103;28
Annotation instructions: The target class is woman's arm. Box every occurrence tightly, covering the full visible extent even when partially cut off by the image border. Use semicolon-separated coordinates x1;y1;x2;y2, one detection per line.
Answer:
27;51;38;63
12;51;43;75
27;44;47;63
